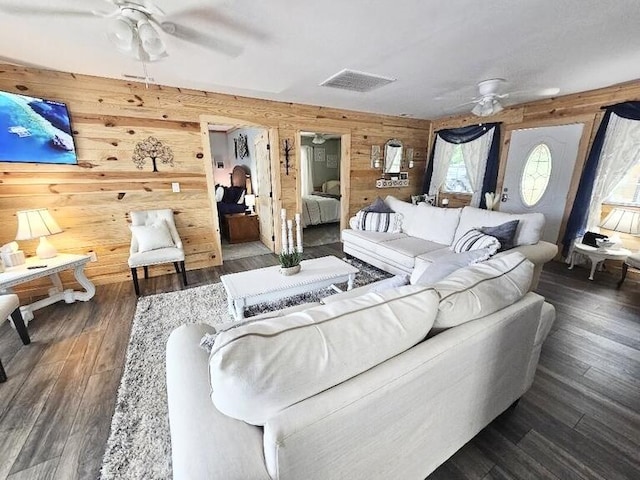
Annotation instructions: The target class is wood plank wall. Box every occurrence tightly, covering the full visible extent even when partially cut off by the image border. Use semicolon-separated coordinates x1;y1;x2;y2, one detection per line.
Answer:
0;65;430;299
430;80;640;256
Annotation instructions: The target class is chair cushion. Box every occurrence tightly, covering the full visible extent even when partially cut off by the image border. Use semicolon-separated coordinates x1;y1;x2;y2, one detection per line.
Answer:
130;220;175;253
128;247;184;268
0;294;20;318
432;252;533;330
626;252;640;269
208;285;440;425
454;207;545;246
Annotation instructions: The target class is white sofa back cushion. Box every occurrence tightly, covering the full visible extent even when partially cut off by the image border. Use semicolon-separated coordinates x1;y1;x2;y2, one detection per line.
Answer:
453;207;545;246
209;285;440;425
384;195;418;233
432;252;533;330
405;203;462;245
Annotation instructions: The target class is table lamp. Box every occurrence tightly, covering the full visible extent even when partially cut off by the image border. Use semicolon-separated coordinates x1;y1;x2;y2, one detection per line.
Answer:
245;194;256;214
600;208;640;235
15;208;63;259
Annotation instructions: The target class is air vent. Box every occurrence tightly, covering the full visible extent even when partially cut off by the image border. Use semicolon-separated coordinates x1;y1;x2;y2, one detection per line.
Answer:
320;69;396;93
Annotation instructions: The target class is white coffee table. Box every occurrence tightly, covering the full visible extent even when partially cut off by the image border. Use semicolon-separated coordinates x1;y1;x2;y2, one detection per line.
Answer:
220;256;359;320
569;241;631;280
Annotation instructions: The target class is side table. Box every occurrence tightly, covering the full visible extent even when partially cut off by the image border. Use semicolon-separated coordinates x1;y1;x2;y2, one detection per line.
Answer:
223;213;260;244
568;241;631;281
0;253;96;324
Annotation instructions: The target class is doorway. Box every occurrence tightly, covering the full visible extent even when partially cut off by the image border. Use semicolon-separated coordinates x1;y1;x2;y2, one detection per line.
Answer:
206;122;277;261
298;131;343;247
501;123;585;243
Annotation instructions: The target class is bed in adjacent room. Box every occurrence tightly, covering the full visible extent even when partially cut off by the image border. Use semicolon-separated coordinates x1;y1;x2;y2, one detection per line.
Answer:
301;193;341;227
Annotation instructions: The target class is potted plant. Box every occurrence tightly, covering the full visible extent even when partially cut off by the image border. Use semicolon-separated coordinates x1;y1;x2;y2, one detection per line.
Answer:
279;209;303;275
278;251;302;276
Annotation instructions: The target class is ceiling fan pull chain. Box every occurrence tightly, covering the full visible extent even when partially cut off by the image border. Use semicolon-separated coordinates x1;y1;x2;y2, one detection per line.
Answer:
142;60;149;89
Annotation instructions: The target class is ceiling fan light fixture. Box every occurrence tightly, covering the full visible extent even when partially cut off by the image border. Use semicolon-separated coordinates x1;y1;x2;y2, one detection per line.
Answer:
491;101;504;114
312;133;326;145
471;101;484;116
137;20;165;56
107;16;135;50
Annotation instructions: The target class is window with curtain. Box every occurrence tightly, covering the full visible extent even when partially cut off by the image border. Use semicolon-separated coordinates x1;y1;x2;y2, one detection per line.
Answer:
442;144;473;194
604;160;640;206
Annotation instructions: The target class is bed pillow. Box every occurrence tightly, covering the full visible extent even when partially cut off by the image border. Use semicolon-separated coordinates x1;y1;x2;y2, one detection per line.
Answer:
131;220;175;253
209;285;440;425
451;229;500;255
355;210;402;233
411;249;492;286
362;197;395;213
432;252;534;330
480;220;519;251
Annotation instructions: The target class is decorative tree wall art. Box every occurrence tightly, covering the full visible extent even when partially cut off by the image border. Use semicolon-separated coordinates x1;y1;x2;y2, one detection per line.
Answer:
237;133;249;159
132;136;174;172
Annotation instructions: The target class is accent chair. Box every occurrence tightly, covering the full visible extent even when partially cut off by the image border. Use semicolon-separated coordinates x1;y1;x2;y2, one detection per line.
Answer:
0;294;31;382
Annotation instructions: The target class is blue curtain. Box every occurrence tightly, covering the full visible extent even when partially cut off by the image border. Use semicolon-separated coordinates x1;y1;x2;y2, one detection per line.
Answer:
561;101;640;257
422;123;501;208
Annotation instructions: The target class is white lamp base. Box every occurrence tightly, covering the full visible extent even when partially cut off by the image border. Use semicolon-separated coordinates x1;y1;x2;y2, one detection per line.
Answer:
36;236;58;259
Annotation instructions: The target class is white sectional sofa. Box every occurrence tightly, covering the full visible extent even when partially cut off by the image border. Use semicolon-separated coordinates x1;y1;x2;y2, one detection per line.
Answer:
342;195;558;289
166;253;556;480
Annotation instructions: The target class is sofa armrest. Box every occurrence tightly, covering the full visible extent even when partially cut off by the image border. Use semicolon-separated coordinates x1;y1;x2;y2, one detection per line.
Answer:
500;241;557;265
348;216;357;230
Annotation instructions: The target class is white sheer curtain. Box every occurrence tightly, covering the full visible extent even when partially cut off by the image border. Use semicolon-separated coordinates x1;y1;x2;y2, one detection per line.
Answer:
460;127;494;207
300;145;314;197
428;136;455;201
587;113;640;229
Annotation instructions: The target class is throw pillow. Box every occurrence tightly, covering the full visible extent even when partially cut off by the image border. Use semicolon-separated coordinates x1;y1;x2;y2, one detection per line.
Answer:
411;194;437;206
451;228;500;255
355;210;402;233
362;197;394;213
412;249;492;286
368;274;410;293
432;252;534;330
130;220;175;253
480;220;519;251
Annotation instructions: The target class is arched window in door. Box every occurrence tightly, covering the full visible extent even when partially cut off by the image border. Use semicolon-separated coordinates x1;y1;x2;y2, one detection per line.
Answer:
520;143;552;207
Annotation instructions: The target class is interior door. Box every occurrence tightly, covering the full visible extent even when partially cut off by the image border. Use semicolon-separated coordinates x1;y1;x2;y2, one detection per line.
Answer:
254;131;275;251
501;124;584;243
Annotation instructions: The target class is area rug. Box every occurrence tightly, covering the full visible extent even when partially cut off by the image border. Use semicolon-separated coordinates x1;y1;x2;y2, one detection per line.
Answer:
99;259;390;480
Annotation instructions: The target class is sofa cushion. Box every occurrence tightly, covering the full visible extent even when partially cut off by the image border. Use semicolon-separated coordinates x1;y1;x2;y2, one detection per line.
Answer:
410;249;492;285
454;207;545;246
384;195;418;233
375;237;447;269
209;285;440;425
341;228;406;249
355;211;402;233
432;252;533;330
451;229;501;255
405;204;462;245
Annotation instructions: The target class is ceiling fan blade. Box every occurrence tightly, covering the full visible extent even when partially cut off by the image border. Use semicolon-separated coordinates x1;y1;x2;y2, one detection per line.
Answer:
161;22;243;57
452;99;480;108
0;4;109;17
167;7;268;41
507;87;560;98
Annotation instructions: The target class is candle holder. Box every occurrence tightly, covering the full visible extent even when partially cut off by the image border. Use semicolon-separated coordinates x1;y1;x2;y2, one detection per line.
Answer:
278;208;303;274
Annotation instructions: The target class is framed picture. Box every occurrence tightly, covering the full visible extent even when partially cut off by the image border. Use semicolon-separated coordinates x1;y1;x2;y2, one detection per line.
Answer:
326;154;338;168
314;147;325;163
400;172;409;180
216;161;224;169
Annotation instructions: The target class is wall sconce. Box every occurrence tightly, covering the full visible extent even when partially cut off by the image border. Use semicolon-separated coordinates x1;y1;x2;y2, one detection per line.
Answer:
371;145;381;169
407;148;414;168
284;138;292;175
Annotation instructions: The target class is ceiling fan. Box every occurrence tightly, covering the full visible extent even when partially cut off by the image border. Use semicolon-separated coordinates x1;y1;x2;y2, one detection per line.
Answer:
0;0;245;62
455;79;560;117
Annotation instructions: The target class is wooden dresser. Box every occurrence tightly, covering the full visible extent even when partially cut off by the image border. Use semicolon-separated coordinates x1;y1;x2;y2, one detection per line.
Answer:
222;213;260;244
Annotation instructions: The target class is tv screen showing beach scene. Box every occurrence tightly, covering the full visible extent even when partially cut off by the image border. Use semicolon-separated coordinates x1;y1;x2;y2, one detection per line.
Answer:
0;90;77;165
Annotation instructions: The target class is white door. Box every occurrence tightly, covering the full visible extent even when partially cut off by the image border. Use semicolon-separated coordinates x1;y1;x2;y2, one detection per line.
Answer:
501;124;584;243
254;131;275;251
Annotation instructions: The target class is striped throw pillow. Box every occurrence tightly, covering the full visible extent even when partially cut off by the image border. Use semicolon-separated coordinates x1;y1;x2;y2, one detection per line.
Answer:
451;228;501;255
355;211;402;233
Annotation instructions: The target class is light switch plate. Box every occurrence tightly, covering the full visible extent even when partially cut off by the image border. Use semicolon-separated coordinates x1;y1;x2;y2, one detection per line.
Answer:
172;182;180;193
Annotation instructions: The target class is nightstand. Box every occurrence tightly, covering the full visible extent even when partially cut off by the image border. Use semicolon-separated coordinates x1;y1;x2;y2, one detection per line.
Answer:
223;213;260;243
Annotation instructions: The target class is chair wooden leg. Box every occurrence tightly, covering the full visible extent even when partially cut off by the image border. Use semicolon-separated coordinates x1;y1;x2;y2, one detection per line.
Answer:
180;261;188;286
131;268;141;296
173;262;180;275
11;308;30;345
0;358;6;383
617;263;628;289
143;266;149;279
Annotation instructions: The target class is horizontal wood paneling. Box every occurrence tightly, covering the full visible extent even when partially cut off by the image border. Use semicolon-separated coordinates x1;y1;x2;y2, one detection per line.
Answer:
0;64;431;298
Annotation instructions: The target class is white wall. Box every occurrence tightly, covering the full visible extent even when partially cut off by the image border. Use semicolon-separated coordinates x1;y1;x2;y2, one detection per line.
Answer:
209;127;264;192
209;131;232;186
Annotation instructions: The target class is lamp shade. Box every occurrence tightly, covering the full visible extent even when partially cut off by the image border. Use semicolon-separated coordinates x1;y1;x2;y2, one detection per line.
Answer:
599;208;640;235
15;209;63;241
244;194;256;208
312;133;326;145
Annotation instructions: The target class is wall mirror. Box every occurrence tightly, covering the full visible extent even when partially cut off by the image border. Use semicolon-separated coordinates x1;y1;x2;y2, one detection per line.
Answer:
384;139;403;174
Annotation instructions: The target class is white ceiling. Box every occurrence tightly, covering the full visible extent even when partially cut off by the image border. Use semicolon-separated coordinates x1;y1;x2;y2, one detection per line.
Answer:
1;0;640;119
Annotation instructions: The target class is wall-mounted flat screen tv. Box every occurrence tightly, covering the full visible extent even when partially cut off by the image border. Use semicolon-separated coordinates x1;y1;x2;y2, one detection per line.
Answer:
0;90;77;165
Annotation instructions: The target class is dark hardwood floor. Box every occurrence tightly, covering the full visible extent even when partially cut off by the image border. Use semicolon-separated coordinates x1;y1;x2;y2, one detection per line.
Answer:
0;244;638;479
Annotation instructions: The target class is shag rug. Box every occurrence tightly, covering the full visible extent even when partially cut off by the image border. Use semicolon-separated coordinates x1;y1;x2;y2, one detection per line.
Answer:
100;259;390;480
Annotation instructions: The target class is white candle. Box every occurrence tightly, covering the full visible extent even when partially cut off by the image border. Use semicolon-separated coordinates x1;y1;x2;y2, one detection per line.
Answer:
280;208;286;219
287;220;294;254
281;209;288;253
295;213;303;253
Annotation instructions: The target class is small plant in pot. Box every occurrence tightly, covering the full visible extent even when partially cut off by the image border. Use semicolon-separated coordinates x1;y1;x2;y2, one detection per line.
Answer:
279;251;302;276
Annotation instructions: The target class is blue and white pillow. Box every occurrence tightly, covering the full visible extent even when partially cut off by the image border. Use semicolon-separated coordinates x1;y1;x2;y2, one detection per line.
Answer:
355;211;402;233
451;229;501;255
